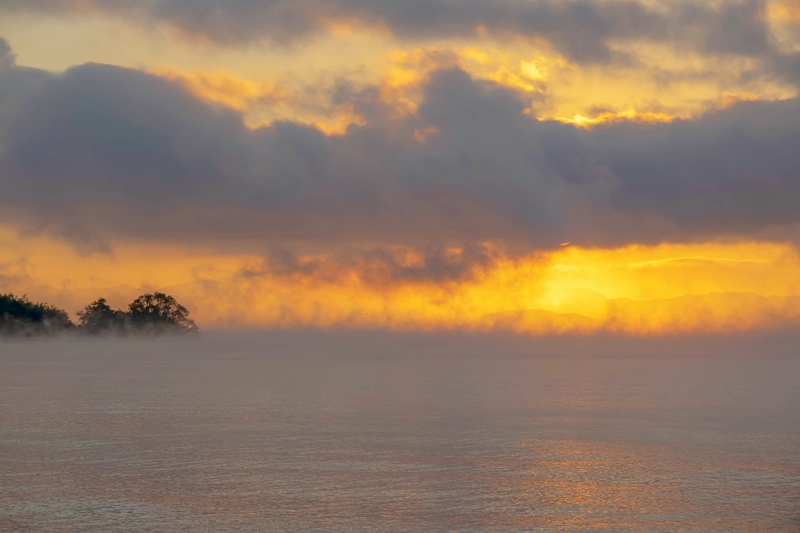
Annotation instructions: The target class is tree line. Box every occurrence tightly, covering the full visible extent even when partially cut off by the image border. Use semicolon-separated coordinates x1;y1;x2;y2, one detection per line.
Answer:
0;292;198;336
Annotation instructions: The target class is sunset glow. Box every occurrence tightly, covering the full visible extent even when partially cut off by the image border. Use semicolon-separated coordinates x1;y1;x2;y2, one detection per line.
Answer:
3;224;799;335
1;0;799;336
3;4;799;532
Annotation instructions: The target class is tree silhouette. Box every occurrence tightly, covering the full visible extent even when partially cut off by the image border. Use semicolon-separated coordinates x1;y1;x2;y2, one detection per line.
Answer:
77;298;128;334
128;292;198;333
0;293;74;335
0;292;199;337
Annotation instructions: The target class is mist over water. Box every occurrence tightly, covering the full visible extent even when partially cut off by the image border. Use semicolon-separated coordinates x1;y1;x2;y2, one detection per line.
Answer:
1;332;799;532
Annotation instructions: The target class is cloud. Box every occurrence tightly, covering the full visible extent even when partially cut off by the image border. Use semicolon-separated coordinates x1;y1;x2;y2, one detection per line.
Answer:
1;0;797;71
3;63;250;203
263;243;501;285
0;0;662;62
0;257;32;291
0;36;799;251
569;98;800;234
0;59;571;248
681;0;772;57
0;35;14;69
99;243;800;334
5;219;800;335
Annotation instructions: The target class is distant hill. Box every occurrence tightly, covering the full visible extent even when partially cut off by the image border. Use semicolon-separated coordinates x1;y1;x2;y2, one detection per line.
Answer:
603;292;800;334
473;292;800;335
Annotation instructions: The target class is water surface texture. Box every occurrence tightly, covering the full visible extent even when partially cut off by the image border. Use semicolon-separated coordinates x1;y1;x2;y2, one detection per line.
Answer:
2;333;799;532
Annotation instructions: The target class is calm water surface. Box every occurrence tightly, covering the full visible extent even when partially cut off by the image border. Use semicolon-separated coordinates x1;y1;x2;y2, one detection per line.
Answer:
1;333;799;532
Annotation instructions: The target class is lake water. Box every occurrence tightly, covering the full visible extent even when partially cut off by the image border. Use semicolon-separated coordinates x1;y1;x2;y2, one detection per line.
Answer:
1;333;799;532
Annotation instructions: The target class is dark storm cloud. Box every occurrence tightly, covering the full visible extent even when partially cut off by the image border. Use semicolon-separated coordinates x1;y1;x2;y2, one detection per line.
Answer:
149;0;667;63
540;99;800;234
3;63;250;204
397;68;561;231
771;51;800;87
0;59;568;247
0;36;14;68
263;242;500;284
608;101;800;228
0;37;52;163
678;0;772;57
0;0;792;66
0;42;799;251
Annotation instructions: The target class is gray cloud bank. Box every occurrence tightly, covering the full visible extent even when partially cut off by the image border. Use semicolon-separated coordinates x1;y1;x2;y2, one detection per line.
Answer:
1;0;799;70
0;36;799;252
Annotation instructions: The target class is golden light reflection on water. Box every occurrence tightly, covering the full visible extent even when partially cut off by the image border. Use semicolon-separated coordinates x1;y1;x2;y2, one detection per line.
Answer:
4;350;797;531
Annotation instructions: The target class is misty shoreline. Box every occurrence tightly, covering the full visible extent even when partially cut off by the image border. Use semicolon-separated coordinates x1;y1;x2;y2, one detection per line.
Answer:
2;329;798;363
1;292;198;337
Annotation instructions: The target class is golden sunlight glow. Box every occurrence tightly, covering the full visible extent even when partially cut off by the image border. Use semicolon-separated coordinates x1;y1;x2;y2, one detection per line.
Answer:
556;109;675;128
59;34;788;136
2;229;799;335
150;67;366;135
3;7;798;133
139;41;798;135
378;45;797;128
151;67;289;112
717;91;776;109
769;0;800;23
3;5;800;341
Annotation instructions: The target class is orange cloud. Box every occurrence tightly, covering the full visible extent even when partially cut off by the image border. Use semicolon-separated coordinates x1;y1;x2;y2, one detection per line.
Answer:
717;91;776;109
378;48;460;117
555;109;675;128
552;92;782;127
134;241;800;335
309;107;367;136
377;46;551;118
769;0;800;23
150;66;365;135
144;43;796;139
3;229;800;336
375;44;796;129
150;67;288;112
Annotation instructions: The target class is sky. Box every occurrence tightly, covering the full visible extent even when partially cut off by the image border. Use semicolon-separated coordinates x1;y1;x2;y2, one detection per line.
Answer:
1;0;799;334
